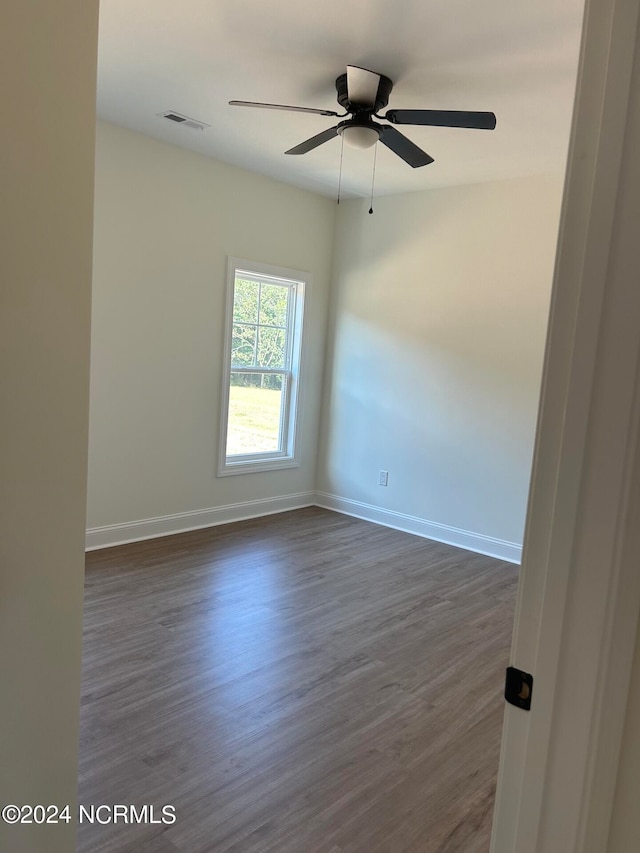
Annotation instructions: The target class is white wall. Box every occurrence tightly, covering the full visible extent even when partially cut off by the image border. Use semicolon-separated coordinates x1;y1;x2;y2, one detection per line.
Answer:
0;1;98;851
89;127;563;555
87;122;335;540
317;176;563;554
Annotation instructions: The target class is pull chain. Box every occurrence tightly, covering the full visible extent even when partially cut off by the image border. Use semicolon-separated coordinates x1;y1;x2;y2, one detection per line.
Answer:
368;142;378;215
337;133;345;205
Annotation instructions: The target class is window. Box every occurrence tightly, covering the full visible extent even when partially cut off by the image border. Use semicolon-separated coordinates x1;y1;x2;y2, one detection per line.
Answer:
218;258;306;475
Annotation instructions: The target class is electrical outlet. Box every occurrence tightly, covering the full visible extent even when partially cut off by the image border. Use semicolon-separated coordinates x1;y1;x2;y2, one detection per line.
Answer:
378;470;389;487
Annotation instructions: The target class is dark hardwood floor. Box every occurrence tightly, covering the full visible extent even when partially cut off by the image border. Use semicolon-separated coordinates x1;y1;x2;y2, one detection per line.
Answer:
78;507;517;853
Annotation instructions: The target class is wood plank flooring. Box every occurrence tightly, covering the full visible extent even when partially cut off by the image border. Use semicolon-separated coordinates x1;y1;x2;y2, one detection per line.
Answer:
79;507;517;853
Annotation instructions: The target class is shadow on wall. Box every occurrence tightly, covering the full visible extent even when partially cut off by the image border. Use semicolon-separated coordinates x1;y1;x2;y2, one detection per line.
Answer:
324;313;537;538
320;177;562;543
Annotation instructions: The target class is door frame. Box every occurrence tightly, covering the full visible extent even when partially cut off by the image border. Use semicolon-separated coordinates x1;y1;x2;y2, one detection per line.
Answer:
491;0;640;850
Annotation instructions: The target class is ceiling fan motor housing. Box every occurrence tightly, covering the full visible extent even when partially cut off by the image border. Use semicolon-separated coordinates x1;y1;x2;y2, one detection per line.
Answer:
335;72;393;113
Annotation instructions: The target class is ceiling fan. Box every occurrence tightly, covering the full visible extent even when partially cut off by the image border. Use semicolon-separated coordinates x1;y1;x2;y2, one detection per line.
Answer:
230;65;496;168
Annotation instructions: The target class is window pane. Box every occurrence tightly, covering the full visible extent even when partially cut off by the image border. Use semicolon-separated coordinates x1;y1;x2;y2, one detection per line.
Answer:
257;327;286;368
226;372;285;457
259;283;289;328
231;323;256;366
233;278;259;324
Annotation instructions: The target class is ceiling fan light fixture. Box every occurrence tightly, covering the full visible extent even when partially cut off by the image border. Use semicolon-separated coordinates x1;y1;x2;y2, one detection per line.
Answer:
339;124;380;149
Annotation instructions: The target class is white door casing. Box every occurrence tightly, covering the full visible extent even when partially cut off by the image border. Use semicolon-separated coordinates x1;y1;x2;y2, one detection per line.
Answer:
491;0;640;850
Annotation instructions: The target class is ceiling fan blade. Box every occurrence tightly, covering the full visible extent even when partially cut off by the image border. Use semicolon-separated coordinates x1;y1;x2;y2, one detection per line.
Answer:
229;100;340;117
378;126;434;168
384;109;497;130
346;65;381;107
285;125;339;155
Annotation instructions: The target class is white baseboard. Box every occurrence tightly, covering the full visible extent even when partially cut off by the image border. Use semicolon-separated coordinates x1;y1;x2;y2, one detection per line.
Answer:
85;492;316;551
314;492;522;564
86;490;522;563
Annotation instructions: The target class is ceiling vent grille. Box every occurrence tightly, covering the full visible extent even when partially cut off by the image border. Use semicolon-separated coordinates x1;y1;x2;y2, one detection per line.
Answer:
159;111;210;131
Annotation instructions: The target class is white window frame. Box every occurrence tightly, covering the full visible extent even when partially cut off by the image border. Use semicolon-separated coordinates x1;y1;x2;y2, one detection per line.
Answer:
217;257;307;476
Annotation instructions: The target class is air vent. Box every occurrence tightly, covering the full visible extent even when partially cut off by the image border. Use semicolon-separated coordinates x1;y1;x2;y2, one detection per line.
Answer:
159;111;210;131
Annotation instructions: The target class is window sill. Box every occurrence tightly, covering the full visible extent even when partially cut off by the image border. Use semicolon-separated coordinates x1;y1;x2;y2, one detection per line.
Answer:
217;457;300;477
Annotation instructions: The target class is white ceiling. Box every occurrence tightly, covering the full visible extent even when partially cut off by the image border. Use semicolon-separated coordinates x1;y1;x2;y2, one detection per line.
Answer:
97;0;585;199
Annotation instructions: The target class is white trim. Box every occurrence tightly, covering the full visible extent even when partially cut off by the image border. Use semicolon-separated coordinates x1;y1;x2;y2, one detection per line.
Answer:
216;457;300;477
315;492;522;563
217;257;308;477
85;492;315;550
86;491;522;561
491;0;640;850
